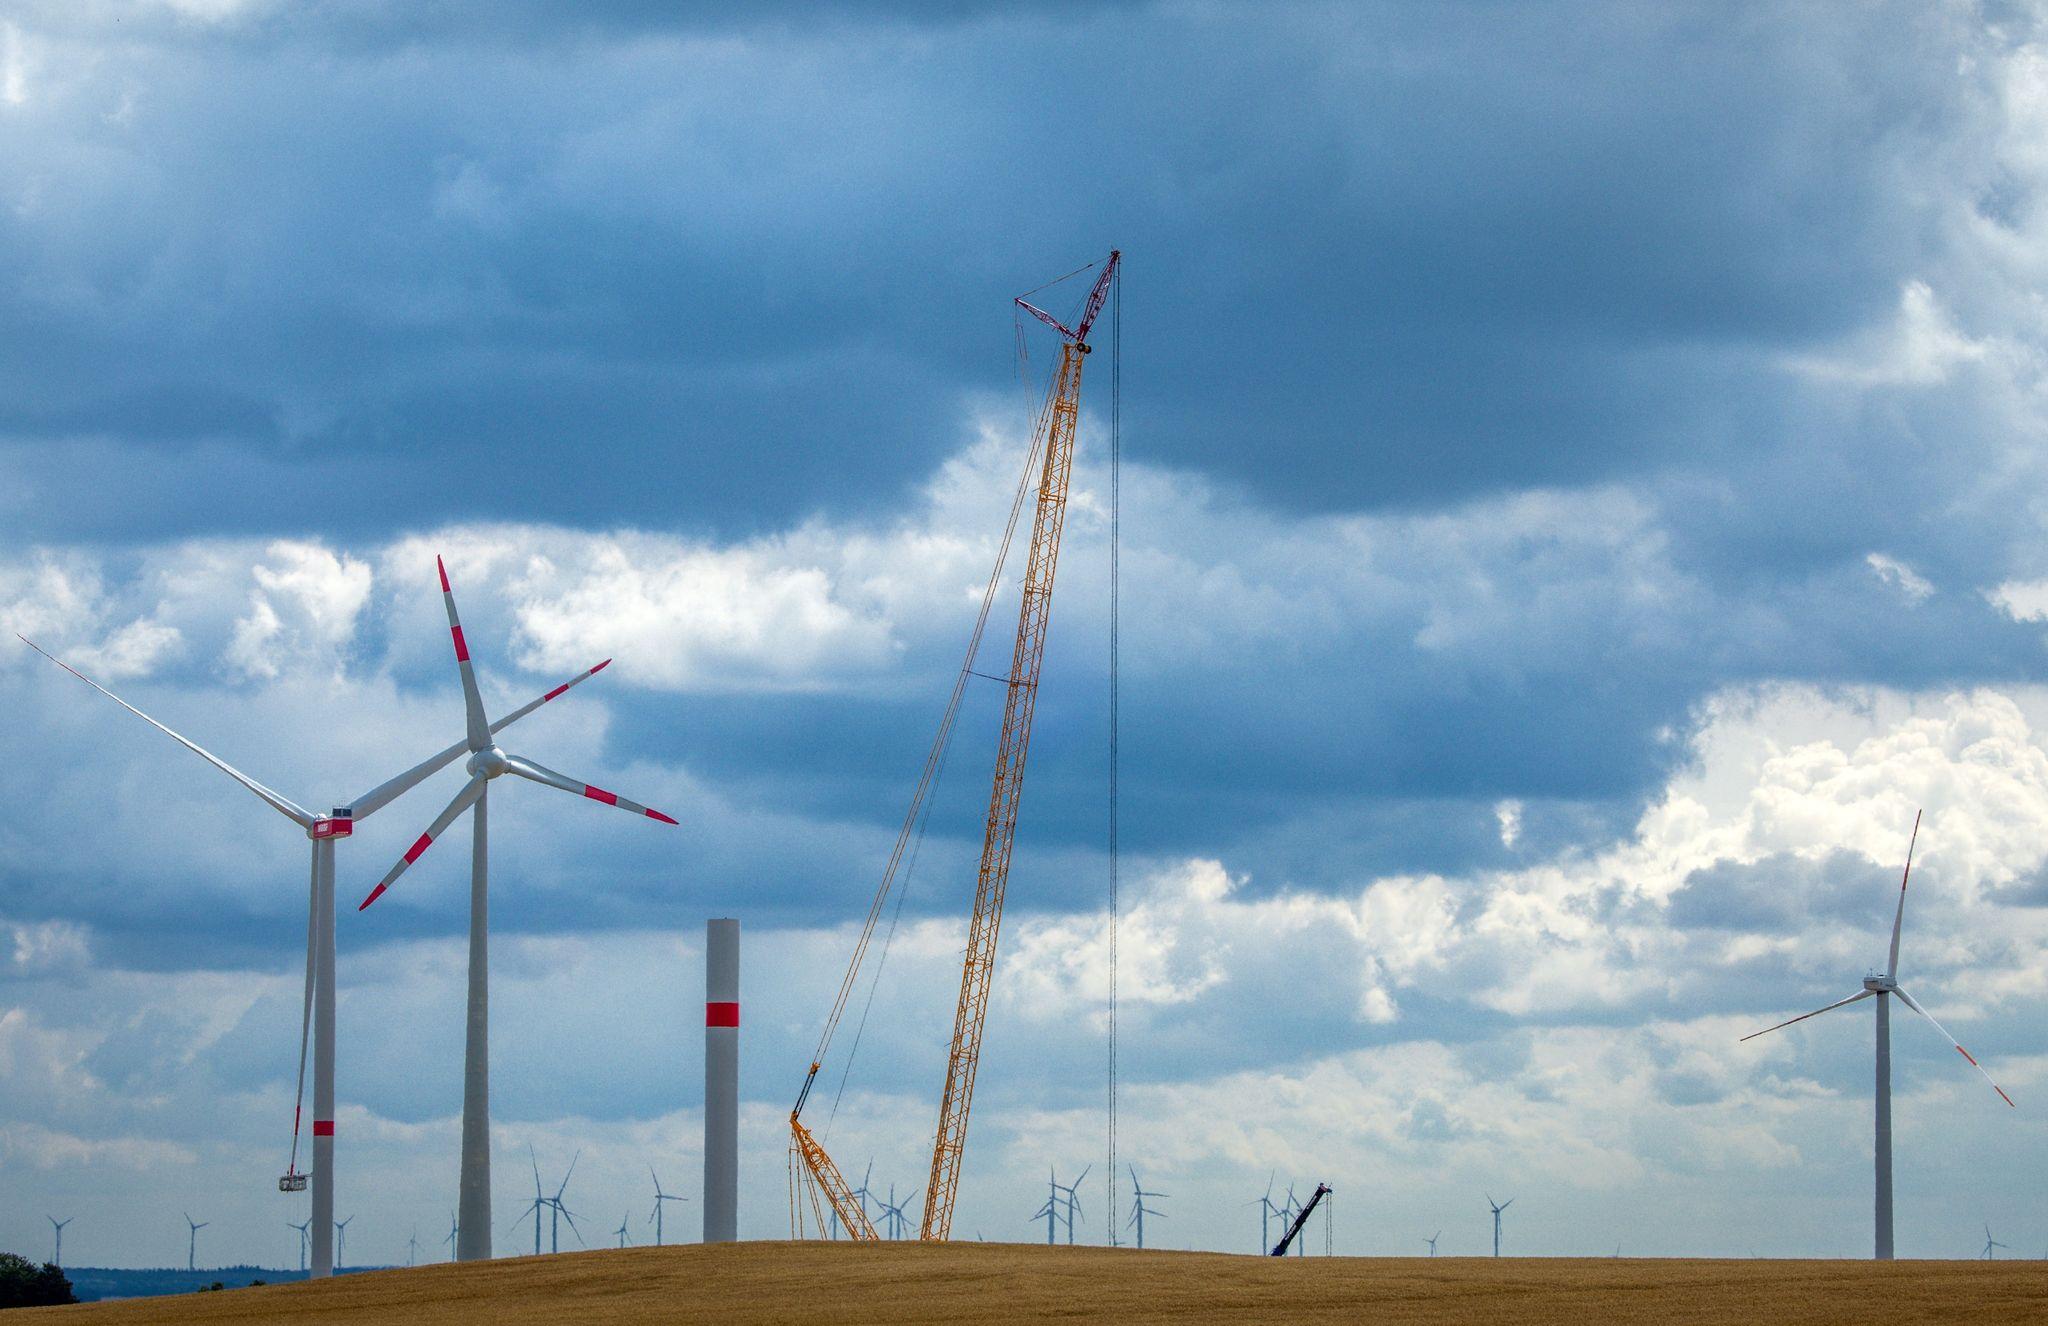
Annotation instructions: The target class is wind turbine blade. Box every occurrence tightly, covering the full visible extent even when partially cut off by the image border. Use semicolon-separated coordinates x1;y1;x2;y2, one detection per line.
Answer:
491;659;613;734
501;754;678;825
18;634;314;827
1887;810;1921;981
1893;987;2015;1107
435;557;491;753
1739;989;1874;1041
557;1148;582;1199
348;737;468;821
357;774;485;910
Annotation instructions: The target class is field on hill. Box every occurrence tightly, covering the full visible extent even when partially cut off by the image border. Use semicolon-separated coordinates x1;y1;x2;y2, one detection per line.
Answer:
35;1241;2048;1324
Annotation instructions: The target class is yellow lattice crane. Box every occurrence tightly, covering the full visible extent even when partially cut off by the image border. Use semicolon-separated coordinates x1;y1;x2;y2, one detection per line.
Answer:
789;251;1120;1243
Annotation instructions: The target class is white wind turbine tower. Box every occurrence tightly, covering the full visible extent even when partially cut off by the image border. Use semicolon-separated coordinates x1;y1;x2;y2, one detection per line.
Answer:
1740;812;2014;1260
48;1216;70;1268
184;1214;208;1272
16;632;607;1281
357;558;676;1261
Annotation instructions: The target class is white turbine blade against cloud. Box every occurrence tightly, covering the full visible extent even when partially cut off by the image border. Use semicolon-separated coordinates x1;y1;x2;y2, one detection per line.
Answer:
1738;990;1875;1043
501;754;677;825
15;633;314;828
1892;987;2015;1108
1887;811;1919;981
357;775;485;911
437;556;490;753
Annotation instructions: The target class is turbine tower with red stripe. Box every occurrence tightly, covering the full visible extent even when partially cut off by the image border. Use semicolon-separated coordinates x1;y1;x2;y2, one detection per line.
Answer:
1741;810;2015;1260
358;556;676;1262
16;629;606;1282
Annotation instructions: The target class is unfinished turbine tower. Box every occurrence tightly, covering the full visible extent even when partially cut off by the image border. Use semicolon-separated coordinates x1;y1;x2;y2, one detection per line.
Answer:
705;918;739;1243
787;253;1121;1242
17;630;605;1280
1740;812;2013;1260
357;558;676;1260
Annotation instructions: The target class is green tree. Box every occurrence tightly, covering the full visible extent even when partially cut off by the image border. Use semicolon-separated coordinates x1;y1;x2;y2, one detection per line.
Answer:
0;1252;76;1308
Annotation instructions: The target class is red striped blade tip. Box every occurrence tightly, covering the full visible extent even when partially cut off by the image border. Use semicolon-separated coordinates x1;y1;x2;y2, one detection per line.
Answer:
437;556;450;592
647;808;678;825
450;625;469;661
358;883;388;911
593;658;612;673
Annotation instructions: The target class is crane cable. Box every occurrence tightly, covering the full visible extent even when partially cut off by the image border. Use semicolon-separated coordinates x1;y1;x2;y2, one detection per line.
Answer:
803;357;1064;1105
287;863;316;1182
1106;259;1121;1245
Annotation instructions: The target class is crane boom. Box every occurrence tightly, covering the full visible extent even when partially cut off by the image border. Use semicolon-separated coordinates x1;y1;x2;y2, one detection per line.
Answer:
921;251;1115;1238
1271;1183;1331;1256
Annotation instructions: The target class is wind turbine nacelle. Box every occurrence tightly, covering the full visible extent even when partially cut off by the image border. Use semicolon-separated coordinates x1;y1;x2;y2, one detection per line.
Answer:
312;811;355;839
279;1173;309;1192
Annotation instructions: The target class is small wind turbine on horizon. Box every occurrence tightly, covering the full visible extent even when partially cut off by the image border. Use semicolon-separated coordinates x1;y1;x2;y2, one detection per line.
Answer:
443;1212;459;1261
17;618;606;1282
1982;1224;2009;1260
1739;811;2014;1261
1424;1230;1440;1257
407;1228;420;1267
1249;1174;1285;1254
289;1219;312;1273
878;1183;918;1240
1055;1164;1089;1246
334;1215;354;1271
355;558;675;1262
649;1167;687;1246
615;1212;632;1249
1126;1167;1166;1250
183;1214;208;1272
1487;1195;1514;1258
47;1217;70;1268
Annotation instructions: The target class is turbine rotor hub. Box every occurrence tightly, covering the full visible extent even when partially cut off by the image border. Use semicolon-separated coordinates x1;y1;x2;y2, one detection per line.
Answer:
467;746;510;779
1863;974;1896;993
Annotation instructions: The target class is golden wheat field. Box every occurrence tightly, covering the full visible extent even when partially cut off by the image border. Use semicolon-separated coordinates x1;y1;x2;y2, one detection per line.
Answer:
35;1242;2048;1325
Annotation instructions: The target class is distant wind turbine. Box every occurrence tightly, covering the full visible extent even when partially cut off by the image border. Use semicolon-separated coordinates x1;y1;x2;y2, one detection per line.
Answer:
1250;1174;1284;1253
1054;1164;1090;1245
334;1215;354;1271
877;1184;918;1240
443;1211;459;1261
1424;1230;1440;1257
1487;1195;1514;1258
649;1167;688;1246
355;558;674;1261
1740;812;2014;1260
47;1217;70;1268
184;1214;208;1272
1126;1167;1167;1250
1983;1224;2009;1260
407;1228;420;1267
615;1212;632;1249
289;1219;312;1272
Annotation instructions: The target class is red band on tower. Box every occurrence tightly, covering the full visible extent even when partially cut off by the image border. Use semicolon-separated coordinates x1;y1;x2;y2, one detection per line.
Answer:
313;1120;335;1137
706;1002;739;1027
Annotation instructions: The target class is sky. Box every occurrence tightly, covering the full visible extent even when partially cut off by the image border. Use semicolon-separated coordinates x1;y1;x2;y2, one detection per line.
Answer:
6;0;2048;1268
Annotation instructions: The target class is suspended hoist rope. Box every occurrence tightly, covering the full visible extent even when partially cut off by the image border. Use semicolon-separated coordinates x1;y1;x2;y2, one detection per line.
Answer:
1106;260;1122;1245
806;354;1066;1102
288;860;316;1179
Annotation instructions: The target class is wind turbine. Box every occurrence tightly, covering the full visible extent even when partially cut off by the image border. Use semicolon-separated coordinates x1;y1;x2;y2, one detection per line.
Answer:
356;558;676;1261
184;1214;208;1272
1740;812;2014;1260
1053;1164;1090;1245
1983;1224;2009;1260
615;1212;632;1249
517;1147;549;1256
289;1219;312;1272
16;630;604;1282
1277;1185;1305;1257
443;1212;459;1261
407;1228;420;1267
1126;1167;1166;1250
1032;1170;1061;1245
546;1150;586;1254
1487;1195;1513;1257
1424;1230;1440;1257
334;1215;354;1271
649;1167;687;1246
1249;1174;1284;1253
47;1217;70;1268
878;1184;918;1240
